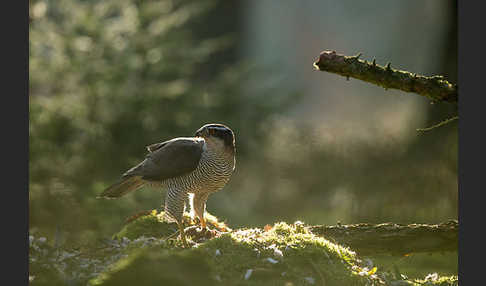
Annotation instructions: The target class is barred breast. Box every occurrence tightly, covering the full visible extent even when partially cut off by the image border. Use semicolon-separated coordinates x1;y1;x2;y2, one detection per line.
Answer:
166;147;234;193
162;143;235;223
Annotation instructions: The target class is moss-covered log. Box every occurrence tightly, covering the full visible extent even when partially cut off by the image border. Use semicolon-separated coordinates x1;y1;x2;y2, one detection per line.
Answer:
91;219;387;286
29;212;458;286
308;220;458;256
313;50;457;103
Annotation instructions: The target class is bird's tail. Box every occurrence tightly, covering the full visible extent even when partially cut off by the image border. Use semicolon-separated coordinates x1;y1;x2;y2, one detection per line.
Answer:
97;176;145;199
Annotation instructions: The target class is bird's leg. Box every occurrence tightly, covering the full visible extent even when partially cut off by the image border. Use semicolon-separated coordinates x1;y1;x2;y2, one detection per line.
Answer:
193;192;210;231
199;214;207;230
186;193;196;225
164;188;189;247
178;221;188;248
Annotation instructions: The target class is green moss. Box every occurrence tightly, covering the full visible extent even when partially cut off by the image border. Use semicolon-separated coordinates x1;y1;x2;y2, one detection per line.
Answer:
93;219;458;286
88;246;215;286
199;221;380;285
370;252;457;280
29;265;66;286
412;274;458;286
113;210;171;240
113;210;231;240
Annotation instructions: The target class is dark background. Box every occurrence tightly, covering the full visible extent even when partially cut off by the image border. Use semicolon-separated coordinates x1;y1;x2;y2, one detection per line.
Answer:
29;0;457;278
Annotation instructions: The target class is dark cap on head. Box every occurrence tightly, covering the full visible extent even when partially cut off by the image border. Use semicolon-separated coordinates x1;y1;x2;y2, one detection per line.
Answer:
195;123;235;148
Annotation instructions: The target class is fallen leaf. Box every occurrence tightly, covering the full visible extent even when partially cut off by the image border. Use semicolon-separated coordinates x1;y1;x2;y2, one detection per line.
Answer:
368;267;377;275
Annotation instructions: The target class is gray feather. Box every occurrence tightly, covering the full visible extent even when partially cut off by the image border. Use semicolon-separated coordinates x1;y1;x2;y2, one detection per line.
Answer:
123;137;204;181
98;176;145;199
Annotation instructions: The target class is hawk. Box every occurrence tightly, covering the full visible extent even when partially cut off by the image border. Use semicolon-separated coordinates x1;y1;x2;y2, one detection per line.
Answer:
99;123;236;246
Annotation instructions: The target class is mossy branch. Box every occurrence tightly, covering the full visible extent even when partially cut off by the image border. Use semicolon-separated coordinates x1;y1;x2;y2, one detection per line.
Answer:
308;220;458;256
313;50;457;103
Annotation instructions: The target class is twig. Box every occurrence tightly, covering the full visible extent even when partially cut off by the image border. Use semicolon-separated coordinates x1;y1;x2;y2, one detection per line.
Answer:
417;115;458;133
165;230;181;240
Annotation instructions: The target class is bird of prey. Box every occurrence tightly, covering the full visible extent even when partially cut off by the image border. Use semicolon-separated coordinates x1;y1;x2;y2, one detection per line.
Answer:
98;123;236;247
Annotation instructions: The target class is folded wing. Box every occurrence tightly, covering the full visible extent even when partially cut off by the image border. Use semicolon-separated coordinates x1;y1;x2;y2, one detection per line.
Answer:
123;137;204;181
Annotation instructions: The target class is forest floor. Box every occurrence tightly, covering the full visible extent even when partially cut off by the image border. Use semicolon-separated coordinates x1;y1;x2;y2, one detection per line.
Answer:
29;211;458;286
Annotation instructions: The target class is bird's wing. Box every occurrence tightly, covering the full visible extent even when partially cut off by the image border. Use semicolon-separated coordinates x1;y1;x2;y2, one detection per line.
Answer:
123;137;204;181
146;141;169;152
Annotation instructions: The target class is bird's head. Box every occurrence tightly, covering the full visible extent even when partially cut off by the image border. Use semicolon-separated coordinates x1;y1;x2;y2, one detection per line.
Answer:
195;123;235;150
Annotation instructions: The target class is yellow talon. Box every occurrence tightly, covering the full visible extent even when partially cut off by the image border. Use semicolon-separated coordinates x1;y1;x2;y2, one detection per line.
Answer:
200;216;207;230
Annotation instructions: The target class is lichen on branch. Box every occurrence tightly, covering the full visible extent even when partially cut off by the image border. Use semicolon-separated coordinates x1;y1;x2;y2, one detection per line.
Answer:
313;50;457;103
